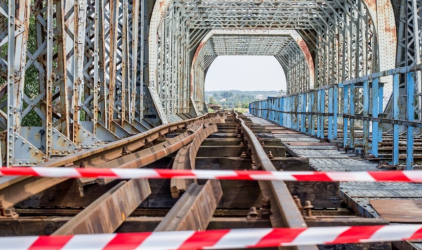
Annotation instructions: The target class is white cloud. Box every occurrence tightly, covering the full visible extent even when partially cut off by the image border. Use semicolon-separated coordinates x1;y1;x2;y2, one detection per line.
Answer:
205;56;286;91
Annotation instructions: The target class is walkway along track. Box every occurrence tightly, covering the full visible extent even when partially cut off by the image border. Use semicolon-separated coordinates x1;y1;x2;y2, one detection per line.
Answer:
0;111;407;250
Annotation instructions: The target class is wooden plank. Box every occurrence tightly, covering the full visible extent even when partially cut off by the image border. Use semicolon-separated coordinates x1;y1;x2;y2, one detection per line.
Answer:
196;157;310;171
197;146;286;157
370;200;422;223
0;217;271;236
201;138;283;146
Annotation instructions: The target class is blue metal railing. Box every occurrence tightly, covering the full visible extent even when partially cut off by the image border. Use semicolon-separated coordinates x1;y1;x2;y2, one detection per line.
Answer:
250;64;422;170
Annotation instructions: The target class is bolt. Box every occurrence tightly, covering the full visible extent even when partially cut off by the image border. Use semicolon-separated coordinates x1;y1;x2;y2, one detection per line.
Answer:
261;197;271;209
247;207;259;220
303;200;315;219
251;161;259;170
267;151;273;159
293;196;303;214
240;151;247;158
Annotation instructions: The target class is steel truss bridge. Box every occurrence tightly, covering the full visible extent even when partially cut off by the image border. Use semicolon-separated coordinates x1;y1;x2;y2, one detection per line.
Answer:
2;0;422;248
1;0;408;167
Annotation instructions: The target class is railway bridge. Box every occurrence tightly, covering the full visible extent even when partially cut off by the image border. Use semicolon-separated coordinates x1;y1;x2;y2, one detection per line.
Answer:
1;0;422;249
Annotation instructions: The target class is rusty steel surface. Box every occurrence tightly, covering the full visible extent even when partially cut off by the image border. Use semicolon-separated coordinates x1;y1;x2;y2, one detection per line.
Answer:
53;179;151;235
0;114;216;209
171;124;219;198
155;180;223;231
234;112;318;250
370;200;422;223
89;124;204;186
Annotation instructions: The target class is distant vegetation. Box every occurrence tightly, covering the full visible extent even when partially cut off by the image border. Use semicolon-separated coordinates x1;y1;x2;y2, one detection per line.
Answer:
206;90;281;110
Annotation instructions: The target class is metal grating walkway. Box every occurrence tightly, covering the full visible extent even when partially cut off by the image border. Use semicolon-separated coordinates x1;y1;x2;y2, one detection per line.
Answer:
243;113;422;223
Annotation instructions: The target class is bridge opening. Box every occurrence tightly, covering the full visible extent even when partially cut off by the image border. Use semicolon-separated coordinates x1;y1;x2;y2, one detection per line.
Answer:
205;56;286;111
205;56;287;92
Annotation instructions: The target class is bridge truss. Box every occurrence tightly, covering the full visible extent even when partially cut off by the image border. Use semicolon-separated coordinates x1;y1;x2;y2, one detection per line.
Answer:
0;0;418;168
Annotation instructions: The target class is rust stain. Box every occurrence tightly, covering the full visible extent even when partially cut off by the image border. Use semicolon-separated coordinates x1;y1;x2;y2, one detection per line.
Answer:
364;0;376;11
190;41;206;97
295;37;315;87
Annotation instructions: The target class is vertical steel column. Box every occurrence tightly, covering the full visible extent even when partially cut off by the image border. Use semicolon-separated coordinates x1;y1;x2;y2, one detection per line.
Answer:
289;96;293;128
378;83;384;143
319;90;325;138
6;0;30;166
333;86;338;139
107;0;119;127
301;93;306;133
343;85;349;147
129;0;140;123
45;0;54;157
406;72;415;170
363;80;369;151
6;0;16;166
121;0;129;125
371;78;379;157
317;90;321;137
296;96;300;130
307;92;312;134
349;84;355;148
311;91;317;136
393;74;400;166
93;0;105;134
74;0;87;143
411;0;422;120
280;97;284;127
328;88;333;140
56;0;70;138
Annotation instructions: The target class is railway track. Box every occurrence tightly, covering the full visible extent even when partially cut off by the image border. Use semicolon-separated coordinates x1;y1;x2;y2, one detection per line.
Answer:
0;111;405;249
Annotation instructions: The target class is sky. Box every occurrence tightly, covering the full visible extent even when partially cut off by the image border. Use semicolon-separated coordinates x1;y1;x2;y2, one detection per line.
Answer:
204;56;286;91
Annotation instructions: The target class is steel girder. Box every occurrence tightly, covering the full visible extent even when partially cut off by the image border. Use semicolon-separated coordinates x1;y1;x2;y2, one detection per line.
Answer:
189;30;314;110
0;0;401;165
0;0;156;166
149;0;385;121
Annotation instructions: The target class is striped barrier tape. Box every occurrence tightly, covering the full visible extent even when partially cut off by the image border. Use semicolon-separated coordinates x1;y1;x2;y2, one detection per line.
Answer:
2;225;422;249
0;167;421;182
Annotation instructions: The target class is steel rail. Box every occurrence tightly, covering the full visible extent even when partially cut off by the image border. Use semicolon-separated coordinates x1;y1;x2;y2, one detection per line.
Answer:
0;114;217;209
171;123;220;198
53;179;151;235
52;116;222;235
93;123;204;186
234;112;318;250
155;180;223;231
94;115;224;186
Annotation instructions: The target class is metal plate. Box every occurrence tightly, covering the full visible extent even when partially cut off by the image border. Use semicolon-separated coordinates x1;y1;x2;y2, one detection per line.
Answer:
291;149;350;158
310;158;380;172
370;199;422;223
275;137;320;142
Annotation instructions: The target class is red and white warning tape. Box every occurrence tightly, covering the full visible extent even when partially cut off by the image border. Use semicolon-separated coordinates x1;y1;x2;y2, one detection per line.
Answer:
3;225;422;249
0;167;421;182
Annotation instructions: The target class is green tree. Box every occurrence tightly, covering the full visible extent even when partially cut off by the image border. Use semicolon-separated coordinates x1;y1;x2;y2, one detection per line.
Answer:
209;96;217;104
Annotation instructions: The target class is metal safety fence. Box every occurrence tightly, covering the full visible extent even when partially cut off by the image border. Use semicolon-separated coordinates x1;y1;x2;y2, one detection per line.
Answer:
250;64;422;170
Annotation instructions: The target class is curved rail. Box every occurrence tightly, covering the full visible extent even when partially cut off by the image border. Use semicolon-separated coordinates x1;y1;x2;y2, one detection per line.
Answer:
171;116;225;198
0;113;217;208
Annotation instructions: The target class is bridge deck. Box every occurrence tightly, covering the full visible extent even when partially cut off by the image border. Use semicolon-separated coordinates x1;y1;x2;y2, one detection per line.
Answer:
244;113;422;248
